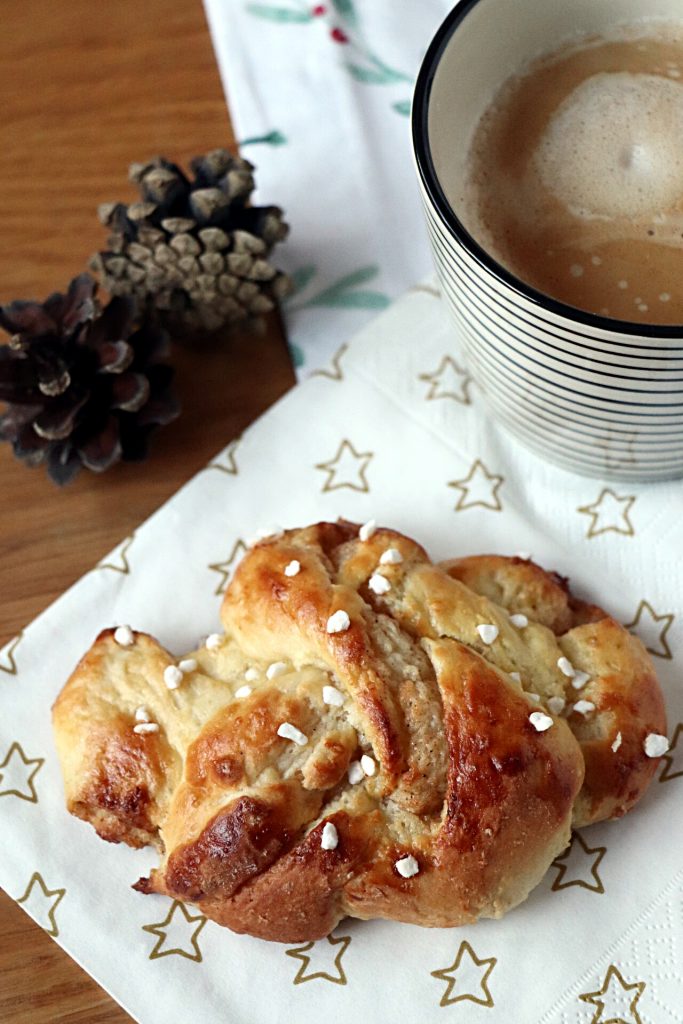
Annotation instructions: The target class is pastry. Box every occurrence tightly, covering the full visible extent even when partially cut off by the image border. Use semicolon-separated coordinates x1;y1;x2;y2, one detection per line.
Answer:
52;521;667;941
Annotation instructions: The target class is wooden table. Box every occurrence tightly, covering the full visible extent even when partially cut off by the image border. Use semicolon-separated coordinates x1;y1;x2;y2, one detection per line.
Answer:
0;2;294;1020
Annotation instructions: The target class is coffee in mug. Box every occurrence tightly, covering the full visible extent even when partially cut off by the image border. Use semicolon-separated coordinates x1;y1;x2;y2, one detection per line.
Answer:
460;22;683;325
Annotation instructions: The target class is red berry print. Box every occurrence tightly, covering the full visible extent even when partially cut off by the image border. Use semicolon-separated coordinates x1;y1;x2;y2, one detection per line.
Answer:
330;26;349;43
312;4;326;14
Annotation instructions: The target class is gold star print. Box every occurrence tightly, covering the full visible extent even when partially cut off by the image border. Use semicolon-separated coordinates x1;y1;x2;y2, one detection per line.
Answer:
316;439;373;493
208;538;247;596
449;460;504;512
142;900;207;961
579;964;646;1024
419;356;471;405
0;742;44;802
98;534;135;574
208;438;240;475
660;723;683;783
551;832;606;893
17;872;65;937
431;940;496;1008
625;600;675;659
577;489;636;539
0;632;22;675
310;342;348;382
286;934;351;985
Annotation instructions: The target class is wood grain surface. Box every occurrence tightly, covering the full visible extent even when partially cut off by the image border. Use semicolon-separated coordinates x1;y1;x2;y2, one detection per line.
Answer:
0;1;294;1020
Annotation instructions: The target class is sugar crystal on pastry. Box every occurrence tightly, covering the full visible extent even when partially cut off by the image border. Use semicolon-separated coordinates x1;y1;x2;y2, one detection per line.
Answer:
557;656;575;678
380;547;403;565
250;525;284;546
571;670;591;690
644;732;669;757
321;822;339;850
359;519;377;541
163;665;183;689
326;610;351;634
277;722;308;746
395;856;420;879
114;625;134;647
529;712;554;732
284;560;301;577
509;613;529;628
322;685;344;706
369;573;391;595
266;661;288;680
477;623;499;645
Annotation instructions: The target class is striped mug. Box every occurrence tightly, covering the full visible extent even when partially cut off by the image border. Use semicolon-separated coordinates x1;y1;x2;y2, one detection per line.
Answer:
412;0;683;481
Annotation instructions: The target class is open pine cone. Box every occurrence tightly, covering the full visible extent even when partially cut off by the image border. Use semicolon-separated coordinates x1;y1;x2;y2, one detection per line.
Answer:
90;149;291;336
0;274;179;485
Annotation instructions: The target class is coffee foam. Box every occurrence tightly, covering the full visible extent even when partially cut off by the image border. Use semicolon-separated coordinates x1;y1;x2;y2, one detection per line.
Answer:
534;72;683;220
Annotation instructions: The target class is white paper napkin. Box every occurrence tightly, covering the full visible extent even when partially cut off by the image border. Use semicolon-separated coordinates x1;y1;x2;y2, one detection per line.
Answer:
204;0;453;376
2;282;682;1023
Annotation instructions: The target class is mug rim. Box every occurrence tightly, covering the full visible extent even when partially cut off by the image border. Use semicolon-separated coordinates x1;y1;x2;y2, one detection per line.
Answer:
412;0;683;341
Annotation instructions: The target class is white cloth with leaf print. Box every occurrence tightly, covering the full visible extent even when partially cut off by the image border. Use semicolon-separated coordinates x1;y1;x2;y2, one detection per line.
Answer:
204;0;452;375
2;284;682;1024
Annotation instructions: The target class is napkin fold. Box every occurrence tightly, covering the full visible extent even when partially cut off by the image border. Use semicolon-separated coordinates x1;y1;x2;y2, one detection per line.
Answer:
2;282;682;1023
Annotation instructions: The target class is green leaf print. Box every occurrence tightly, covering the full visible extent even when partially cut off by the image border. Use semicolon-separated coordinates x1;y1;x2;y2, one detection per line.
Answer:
289;265;317;296
345;63;394;85
331;0;358;26
240;129;288;147
245;0;412;115
289;342;305;369
389;98;411;116
306;267;390;309
321;267;380;290
284;265;390;312
312;290;390;310
367;53;413;84
246;3;313;23
346;56;412;87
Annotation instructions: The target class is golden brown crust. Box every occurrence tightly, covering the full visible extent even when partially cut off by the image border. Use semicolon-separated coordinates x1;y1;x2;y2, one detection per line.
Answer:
442;556;667;825
339;638;581;932
52;524;667;942
52;630;183;848
440;555;577;634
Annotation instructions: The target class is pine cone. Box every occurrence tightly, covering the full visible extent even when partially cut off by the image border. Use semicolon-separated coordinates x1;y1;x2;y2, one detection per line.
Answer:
90;149;292;336
0;274;179;485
